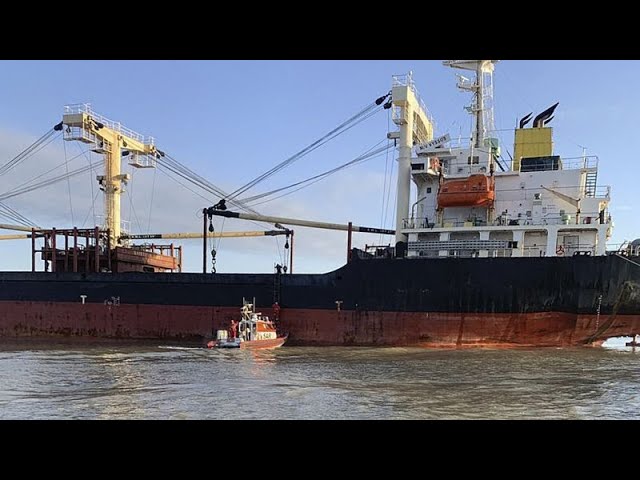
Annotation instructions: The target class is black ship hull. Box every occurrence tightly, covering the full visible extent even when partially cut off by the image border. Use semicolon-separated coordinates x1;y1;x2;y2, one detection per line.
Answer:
0;254;639;346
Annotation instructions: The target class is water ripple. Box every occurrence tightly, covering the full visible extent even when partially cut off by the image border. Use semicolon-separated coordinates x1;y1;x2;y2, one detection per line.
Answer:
0;342;639;419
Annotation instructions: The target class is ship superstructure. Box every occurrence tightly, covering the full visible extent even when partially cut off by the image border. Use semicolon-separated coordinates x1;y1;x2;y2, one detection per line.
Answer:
396;61;611;260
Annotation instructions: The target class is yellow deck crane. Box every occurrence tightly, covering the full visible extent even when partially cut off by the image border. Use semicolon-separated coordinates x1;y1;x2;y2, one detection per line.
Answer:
0;104;294;273
61;103;158;247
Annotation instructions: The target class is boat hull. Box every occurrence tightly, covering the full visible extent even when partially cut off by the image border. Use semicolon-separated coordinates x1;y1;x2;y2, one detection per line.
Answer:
0;254;638;347
240;335;287;349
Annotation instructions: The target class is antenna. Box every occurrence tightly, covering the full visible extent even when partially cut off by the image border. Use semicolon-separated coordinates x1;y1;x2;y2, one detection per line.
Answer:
578;144;587;168
443;60;499;148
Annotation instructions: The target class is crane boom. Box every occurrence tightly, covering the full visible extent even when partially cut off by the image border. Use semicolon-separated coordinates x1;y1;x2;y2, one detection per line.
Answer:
0;223;36;232
121;230;290;240
0;234;30;240
208;209;395;235
0;230;292;241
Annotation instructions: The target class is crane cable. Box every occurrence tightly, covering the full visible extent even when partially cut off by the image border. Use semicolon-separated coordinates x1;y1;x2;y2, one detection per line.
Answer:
0;201;37;227
241;140;392;206
0;147;94;200
146;167;157;233
156;153;259;214
382;147;397;233
0;124;61;177
0;160;103;202
379;110;392;244
62;137;75;225
153;92;390;218
227;93;390;201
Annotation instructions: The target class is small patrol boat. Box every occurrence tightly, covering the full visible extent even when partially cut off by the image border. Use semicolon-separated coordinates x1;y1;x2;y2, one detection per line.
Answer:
207;299;287;350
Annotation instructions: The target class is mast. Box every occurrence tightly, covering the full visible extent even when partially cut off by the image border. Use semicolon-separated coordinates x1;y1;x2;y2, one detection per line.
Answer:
475;61;484;148
390;72;434;251
443;60;498;148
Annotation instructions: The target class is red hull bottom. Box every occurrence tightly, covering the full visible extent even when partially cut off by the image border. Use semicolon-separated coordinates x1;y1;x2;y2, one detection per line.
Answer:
0;301;639;347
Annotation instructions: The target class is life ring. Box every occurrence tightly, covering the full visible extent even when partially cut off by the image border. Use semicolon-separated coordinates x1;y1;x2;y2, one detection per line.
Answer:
556;245;565;256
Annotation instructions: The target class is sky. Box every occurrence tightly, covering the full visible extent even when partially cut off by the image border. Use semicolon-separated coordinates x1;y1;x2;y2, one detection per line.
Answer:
0;60;637;273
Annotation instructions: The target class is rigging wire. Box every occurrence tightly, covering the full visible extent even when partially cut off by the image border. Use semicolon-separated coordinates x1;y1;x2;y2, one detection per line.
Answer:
389;159;398;233
156;153;258;214
0;161;104;202
62;138;75;226
80;190;102;228
86;149;97;227
157;166;214;204
274;234;283;267
0;202;37;227
0;202;33;225
227;100;387;201
146;167;157;233
125;188;144;233
379;110;392;244
127;166;135;229
382;147;397;233
2;148;91;199
240;140;389;204
125;166;142;233
0;128;59;176
243;141;391;207
155;95;388;220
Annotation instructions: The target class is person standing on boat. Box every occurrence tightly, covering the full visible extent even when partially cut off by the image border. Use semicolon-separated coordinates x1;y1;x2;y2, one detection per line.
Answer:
228;319;238;340
272;302;281;322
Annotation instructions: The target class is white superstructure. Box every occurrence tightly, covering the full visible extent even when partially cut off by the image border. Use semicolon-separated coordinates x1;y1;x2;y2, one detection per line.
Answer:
391;61;612;259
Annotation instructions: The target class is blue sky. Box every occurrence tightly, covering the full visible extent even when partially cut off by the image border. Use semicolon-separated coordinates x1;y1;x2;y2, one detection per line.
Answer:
0;60;637;273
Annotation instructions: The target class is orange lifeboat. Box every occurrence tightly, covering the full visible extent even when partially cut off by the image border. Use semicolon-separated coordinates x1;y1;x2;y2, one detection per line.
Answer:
437;174;495;208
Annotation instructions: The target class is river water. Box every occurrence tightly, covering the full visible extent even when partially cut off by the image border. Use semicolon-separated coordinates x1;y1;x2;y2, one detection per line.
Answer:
0;339;639;419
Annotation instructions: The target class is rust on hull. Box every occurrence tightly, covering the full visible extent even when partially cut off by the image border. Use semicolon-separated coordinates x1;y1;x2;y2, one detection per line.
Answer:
0;301;638;347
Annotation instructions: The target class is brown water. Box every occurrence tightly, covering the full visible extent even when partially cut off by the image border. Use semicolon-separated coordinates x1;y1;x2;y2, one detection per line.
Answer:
0;340;639;419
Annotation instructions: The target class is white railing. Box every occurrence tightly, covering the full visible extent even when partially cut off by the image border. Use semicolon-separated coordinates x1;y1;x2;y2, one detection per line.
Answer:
64;103;155;145
404;212;611;231
560;155;599;170
391;73;435;131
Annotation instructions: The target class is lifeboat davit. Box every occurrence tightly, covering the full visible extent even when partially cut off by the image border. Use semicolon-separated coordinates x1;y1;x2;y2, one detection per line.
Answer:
437;174;495;208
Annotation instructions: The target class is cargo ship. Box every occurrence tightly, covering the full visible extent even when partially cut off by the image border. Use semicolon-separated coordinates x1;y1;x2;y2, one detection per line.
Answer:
1;60;639;347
